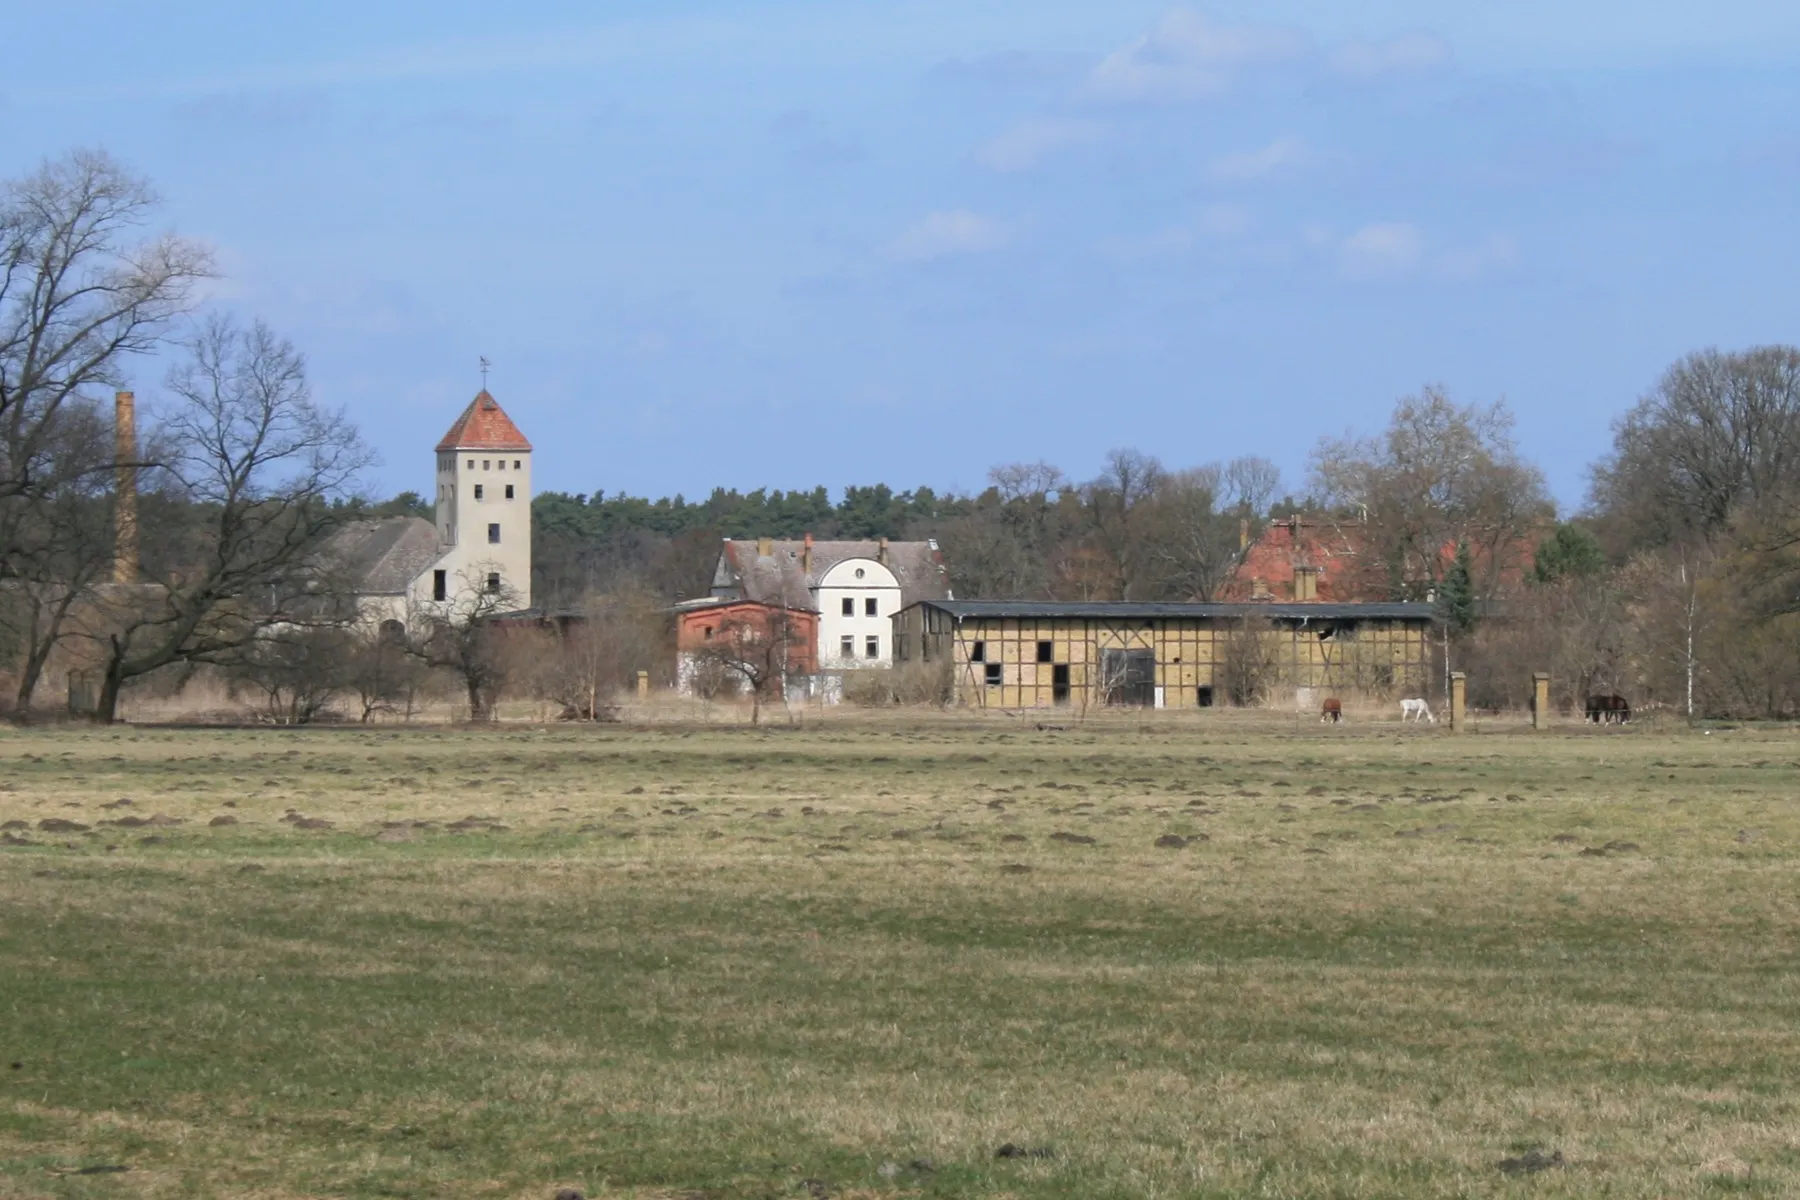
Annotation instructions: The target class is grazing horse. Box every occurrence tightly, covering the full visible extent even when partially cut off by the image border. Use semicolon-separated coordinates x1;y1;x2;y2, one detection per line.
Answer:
1400;697;1435;723
1586;694;1631;724
1320;697;1343;723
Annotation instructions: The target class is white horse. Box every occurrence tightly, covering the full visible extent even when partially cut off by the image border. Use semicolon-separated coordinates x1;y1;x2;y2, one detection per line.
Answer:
1400;697;1435;723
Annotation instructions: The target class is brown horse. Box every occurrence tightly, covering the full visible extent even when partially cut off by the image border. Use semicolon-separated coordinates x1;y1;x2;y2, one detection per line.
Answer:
1321;698;1343;723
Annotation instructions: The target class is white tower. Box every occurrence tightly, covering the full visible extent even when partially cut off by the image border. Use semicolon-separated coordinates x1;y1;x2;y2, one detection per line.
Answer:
428;390;533;611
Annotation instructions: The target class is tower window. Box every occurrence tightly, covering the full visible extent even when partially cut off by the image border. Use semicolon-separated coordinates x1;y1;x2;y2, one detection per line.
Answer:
432;570;447;602
841;597;854;617
485;572;501;593
474;484;484;500
504;484;514;499
488;523;501;544
513;460;521;470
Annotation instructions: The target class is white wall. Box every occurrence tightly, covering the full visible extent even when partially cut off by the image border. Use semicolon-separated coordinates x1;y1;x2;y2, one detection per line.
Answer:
425;446;533;613
814;558;900;668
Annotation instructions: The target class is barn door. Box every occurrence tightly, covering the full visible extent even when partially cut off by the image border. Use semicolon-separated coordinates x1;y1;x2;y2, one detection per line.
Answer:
1102;649;1156;707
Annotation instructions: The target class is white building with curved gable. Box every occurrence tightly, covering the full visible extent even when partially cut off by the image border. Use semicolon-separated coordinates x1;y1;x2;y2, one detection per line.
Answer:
702;534;952;675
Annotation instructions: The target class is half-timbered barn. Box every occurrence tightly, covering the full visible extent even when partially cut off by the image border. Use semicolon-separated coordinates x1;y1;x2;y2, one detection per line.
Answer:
892;600;1438;709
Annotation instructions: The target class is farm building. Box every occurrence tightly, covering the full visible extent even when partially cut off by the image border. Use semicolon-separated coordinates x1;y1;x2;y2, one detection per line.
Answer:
892;600;1438;709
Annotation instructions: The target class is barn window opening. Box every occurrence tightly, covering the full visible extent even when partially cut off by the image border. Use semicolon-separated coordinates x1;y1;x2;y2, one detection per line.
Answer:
1197;685;1215;708
432;570;447;601
985;663;1003;687
841;597;855;616
1036;640;1054;663
841;635;854;658
485;572;501;593
865;598;879;617
1052;664;1071;704
488;523;501;544
970;641;986;663
865;636;880;659
505;484;515;499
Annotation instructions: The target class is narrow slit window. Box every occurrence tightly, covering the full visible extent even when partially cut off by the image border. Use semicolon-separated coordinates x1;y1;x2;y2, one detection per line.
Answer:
432;570;447;602
504;484;514;499
474;484;484;500
488;523;501;544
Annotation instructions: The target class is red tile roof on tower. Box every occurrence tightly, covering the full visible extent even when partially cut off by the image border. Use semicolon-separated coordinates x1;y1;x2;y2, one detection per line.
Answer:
435;391;533;453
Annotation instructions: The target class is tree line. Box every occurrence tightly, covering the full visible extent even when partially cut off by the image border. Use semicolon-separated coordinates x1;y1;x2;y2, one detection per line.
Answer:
4;149;1799;721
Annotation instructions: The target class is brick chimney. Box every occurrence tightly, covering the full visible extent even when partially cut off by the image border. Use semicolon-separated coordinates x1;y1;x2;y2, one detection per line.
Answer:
878;536;890;565
113;391;138;584
1239;518;1250;552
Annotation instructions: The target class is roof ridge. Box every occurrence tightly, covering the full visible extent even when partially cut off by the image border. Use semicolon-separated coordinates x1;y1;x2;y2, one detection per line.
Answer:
435;390;533;453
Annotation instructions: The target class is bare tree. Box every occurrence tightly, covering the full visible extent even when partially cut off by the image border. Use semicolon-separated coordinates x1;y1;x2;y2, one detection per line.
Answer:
408;568;523;721
1140;456;1283;600
1216;615;1280;707
82;316;371;722
1310;387;1551;604
525;586;666;719
0;151;209;519
1082;448;1165;600
685;607;808;725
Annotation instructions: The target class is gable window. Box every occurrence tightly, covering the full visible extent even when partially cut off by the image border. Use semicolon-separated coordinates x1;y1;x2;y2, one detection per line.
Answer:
485;572;501;593
432;570;447;602
840;635;854;659
488;523;501;544
984;663;1003;687
474;484;484;500
865;598;879;617
969;640;986;663
1037;640;1054;663
505;484;515;499
841;597;855;617
865;635;879;659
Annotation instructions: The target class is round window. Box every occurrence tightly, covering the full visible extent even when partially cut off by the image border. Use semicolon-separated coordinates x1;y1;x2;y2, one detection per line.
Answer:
854;568;865;579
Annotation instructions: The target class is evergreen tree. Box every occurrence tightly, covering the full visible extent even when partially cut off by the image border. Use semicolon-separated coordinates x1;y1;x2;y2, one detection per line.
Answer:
1533;522;1605;583
1440;538;1476;634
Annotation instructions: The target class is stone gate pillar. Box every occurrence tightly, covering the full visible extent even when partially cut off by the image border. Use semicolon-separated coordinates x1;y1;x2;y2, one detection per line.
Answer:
1532;672;1550;730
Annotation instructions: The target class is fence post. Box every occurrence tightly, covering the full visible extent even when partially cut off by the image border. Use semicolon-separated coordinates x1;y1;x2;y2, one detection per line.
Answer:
1532;672;1550;730
1450;671;1467;732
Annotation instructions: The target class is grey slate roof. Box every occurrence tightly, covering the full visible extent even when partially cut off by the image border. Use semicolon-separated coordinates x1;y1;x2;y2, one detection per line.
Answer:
904;599;1437;622
324;517;442;595
712;539;952;612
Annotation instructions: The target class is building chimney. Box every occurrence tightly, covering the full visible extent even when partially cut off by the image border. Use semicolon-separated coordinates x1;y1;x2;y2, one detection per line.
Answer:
878;536;890;565
1294;565;1319;602
757;536;773;557
113;391;138;584
1239;518;1250;552
802;532;813;574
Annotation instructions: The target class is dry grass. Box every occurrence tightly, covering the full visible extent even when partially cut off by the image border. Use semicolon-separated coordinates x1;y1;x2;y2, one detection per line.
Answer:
2;712;1799;1197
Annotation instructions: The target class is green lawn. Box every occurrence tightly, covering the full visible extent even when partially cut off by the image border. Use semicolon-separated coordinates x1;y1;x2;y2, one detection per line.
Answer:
2;714;1798;1197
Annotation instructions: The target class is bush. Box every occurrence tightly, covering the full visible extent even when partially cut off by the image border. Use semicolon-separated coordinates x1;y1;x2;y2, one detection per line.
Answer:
842;660;953;707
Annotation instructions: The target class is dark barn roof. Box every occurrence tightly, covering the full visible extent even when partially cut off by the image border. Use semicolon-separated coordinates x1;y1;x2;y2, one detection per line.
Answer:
323;517;442;595
905;599;1437;622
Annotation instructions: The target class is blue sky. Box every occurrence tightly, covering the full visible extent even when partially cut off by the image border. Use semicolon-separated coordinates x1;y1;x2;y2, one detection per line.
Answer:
7;2;1799;509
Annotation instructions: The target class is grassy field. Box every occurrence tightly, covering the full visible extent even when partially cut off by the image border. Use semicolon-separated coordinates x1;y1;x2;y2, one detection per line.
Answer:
2;711;1799;1198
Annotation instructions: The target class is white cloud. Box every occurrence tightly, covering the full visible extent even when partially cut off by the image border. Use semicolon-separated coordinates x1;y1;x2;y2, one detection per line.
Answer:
890;210;1004;261
1434;234;1520;281
977;119;1105;172
1338;222;1424;278
1211;136;1315;181
1097;204;1253;262
1329;32;1453;82
1085;8;1308;103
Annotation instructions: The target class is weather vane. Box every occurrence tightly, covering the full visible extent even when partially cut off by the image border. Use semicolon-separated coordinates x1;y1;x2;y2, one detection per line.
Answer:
479;356;491;389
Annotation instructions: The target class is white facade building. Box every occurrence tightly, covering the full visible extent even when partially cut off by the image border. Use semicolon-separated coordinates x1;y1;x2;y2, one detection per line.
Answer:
333;390;534;627
706;535;952;678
